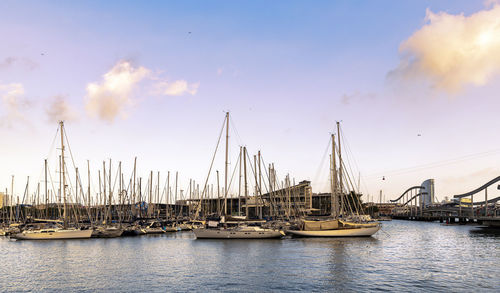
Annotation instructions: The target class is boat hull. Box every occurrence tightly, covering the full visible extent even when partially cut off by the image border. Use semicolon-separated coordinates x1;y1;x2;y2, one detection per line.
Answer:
163;226;178;232
287;225;380;237
144;228;165;234
193;228;284;239
12;229;93;240
91;228;123;238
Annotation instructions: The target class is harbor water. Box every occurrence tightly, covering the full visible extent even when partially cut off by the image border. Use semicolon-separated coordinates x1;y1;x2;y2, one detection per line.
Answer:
0;220;499;292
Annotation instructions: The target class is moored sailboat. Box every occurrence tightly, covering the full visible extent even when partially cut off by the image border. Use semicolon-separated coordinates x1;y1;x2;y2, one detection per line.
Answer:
13;227;92;240
192;112;284;239
11;121;92;240
288;122;380;237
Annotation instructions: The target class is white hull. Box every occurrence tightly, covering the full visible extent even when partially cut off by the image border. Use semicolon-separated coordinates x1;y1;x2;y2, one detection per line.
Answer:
287;225;380;237
163;226;178;232
12;229;92;240
144;228;165;234
193;228;284;239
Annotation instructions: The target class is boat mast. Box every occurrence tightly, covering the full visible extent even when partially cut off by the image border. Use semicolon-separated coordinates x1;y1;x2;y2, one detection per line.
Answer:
258;151;262;219
331;133;338;218
336;122;343;218
132;157;137;219
60;121;68;228
244;147;248;218
45;159;48;219
119;161;122;227
224;111;229;217
87;160;91;225
166;171;170;220
238;146;242;216
108;159;112;224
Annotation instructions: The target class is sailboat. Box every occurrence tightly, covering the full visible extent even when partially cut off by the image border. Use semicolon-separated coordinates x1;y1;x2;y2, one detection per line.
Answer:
192;113;284;239
288;122;380;237
11;121;92;240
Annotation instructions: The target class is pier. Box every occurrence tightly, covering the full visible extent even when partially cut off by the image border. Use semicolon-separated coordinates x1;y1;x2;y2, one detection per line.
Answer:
389;177;500;226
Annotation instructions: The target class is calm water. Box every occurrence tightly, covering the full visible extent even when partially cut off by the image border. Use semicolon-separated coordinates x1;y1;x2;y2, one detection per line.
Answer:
1;221;499;292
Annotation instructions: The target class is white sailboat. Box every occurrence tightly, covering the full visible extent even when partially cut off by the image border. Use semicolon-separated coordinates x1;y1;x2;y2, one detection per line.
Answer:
192;112;284;239
194;223;284;239
12;121;92;240
288;123;380;237
13;227;92;240
287;219;380;237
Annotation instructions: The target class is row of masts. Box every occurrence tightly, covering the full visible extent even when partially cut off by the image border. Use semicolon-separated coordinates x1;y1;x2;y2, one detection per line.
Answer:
1;115;368;226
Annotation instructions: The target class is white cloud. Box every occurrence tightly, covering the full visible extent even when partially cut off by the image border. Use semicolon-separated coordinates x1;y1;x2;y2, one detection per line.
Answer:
85;60;200;122
153;80;199;96
45;95;78;123
85;61;150;122
389;4;500;92
0;83;30;127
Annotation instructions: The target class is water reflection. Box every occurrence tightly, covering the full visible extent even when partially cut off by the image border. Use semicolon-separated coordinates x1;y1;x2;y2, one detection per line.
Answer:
469;227;500;238
0;221;498;292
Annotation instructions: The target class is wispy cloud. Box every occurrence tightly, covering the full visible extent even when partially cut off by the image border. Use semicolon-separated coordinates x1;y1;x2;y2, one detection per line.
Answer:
0;57;38;70
152;80;199;96
45;95;78;123
0;83;30;127
341;92;376;105
85;61;150;123
388;4;500;92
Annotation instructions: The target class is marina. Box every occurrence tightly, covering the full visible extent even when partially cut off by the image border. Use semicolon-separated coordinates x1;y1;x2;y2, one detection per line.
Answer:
2;1;500;292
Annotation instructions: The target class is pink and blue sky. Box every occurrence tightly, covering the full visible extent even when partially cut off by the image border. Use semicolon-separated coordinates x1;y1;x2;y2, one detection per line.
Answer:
2;0;500;203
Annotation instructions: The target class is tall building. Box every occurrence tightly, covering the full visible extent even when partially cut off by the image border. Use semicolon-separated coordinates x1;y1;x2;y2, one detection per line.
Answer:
0;192;4;209
420;179;435;207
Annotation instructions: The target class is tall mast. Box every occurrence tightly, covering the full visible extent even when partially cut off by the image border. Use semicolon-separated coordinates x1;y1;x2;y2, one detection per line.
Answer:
336;122;343;217
149;170;153;218
331;134;338;218
133;157;137;218
87;160;91;224
238;146;242;216
224;111;229;216
119;161;122;227
258;151;262;219
10;176;14;223
254;155;259;218
108;159;112;224
166;171;170;220
60;121;68;228
45;159;48;219
175;171;178;218
216;170;220;216
243;147;248;218
98;170;102;223
157;171;160;218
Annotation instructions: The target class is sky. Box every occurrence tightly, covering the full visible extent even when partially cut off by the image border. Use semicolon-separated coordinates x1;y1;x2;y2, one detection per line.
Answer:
1;0;500;204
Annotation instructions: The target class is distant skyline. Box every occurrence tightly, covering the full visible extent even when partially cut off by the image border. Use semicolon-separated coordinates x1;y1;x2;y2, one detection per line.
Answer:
2;0;500;203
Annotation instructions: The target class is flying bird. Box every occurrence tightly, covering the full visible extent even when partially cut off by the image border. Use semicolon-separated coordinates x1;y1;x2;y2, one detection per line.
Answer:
417;134;421;137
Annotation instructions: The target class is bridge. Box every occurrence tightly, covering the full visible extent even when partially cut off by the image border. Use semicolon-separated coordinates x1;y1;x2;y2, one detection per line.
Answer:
390;177;500;226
